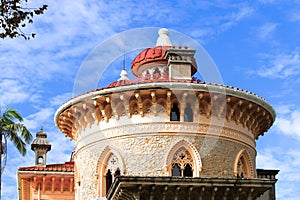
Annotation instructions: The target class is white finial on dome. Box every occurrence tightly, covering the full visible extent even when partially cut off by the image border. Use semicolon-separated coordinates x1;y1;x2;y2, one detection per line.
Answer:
118;69;129;81
156;28;172;46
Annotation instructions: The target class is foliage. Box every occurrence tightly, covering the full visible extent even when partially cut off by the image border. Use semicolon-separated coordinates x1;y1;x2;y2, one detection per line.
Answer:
0;0;47;40
0;108;32;156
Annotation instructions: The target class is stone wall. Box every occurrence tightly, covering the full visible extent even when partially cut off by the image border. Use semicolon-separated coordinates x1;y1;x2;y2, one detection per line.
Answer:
74;118;256;199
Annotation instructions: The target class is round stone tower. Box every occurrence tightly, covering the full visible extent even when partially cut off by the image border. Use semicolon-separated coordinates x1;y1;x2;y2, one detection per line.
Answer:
55;29;275;199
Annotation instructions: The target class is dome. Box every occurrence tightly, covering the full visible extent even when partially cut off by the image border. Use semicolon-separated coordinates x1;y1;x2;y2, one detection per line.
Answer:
31;127;51;150
131;45;170;76
35;127;47;138
131;28;197;78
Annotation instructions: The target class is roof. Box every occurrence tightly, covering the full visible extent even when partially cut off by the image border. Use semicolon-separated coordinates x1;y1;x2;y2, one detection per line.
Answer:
18;161;74;172
131;46;170;76
31;127;51;147
107;176;277;200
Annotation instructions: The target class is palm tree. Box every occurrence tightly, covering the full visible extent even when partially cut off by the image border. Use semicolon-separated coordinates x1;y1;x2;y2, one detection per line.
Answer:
0;108;32;200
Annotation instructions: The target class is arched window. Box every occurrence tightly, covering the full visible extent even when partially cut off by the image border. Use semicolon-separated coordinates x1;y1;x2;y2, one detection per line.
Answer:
170;103;180;121
171;163;181;176
97;147;125;198
234;149;254;178
37;156;44;165
183;163;193;177
105;169;113;194
184;103;193;122
171;147;193;177
114;167;121;178
237;156;247;178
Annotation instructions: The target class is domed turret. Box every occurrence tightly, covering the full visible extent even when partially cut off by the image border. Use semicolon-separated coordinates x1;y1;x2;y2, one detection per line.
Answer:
31;127;51;166
131;28;197;80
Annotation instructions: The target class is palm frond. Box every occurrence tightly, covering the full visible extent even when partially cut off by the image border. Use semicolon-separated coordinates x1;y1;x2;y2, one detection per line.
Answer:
5;124;27;156
1;116;14;126
5;108;23;122
18;124;32;144
0;108;32;156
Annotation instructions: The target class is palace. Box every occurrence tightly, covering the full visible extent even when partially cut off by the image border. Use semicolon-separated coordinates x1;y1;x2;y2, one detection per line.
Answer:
18;28;278;200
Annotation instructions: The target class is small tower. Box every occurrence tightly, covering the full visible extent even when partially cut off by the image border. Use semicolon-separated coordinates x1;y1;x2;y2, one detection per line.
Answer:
31;127;51;166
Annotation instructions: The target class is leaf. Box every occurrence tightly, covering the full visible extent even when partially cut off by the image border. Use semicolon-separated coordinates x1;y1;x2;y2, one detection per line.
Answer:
0;108;32;156
0;0;48;40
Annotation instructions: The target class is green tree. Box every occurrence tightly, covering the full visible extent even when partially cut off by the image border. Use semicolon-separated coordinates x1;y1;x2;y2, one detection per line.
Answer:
0;0;47;40
0;108;32;200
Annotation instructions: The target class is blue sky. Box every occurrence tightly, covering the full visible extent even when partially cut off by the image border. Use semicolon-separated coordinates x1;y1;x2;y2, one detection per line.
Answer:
1;0;300;199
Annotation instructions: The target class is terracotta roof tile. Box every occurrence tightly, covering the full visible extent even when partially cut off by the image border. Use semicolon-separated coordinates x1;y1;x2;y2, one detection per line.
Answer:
131;46;170;76
18;162;74;172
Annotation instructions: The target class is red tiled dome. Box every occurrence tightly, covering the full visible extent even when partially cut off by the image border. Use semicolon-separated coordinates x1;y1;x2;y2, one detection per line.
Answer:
131;46;170;76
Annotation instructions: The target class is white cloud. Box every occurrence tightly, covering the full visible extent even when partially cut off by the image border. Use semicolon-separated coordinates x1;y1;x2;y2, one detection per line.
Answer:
46;130;74;164
23;108;55;130
256;23;277;40
0;79;30;106
275;109;300;138
50;92;73;107
257;51;300;78
276;104;293;115
290;12;300;22
257;147;300;200
258;0;275;4
220;6;255;32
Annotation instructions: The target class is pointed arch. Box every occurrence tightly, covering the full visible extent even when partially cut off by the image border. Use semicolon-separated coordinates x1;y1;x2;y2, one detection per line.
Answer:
199;96;211;118
165;139;202;177
129;100;139;116
184;102;193;122
233;149;254;178
115;101;126;118
96;146;126;197
156;98;167;114
184;94;199;122
142;98;153;114
170;101;180;121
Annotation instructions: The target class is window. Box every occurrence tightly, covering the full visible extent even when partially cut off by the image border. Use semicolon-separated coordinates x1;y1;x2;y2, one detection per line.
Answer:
234;149;254;178
237;156;247;178
170;103;180;121
114;167;121;178
171;147;193;177
171;163;181;176
104;154;120;194
184;103;193;122
37;156;44;165
105;169;113;194
183;163;193;176
98;147;125;198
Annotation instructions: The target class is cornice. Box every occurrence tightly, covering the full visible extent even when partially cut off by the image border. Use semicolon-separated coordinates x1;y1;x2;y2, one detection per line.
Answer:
55;82;275;140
